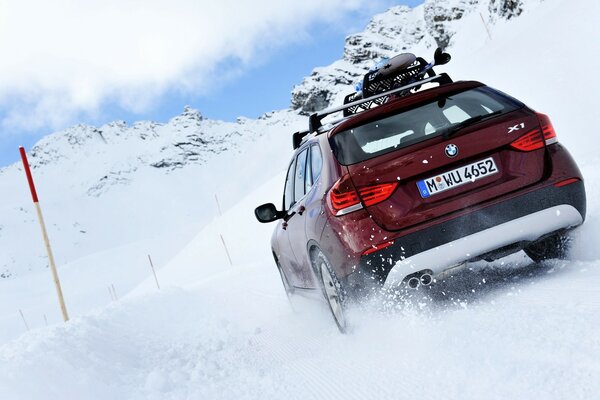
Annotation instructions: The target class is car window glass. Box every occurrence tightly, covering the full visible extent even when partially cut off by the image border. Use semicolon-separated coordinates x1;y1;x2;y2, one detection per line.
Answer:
330;86;522;165
310;145;323;182
294;149;308;202
442;105;470;123
362;129;415;154
424;122;436;135
283;162;295;210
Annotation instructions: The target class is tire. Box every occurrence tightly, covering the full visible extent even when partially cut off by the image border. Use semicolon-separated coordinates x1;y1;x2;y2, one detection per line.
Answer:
524;232;571;262
312;249;348;333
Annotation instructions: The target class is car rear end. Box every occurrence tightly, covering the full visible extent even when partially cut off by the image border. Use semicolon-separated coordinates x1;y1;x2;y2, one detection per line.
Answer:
323;81;585;290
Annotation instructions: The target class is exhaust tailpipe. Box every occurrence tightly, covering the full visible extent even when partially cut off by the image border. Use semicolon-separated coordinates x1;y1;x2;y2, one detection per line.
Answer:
407;277;420;289
420;273;433;286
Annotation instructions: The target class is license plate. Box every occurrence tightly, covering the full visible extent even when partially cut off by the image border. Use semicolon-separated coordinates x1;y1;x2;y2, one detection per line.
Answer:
417;157;499;198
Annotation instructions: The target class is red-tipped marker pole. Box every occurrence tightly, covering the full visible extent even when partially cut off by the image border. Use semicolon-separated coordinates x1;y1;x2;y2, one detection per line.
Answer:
19;147;69;322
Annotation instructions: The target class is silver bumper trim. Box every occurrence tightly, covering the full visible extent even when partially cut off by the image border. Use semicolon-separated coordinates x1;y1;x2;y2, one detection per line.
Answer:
383;204;583;289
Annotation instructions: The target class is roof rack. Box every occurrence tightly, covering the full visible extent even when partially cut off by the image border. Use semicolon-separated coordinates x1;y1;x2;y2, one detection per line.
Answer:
292;48;453;149
308;72;452;134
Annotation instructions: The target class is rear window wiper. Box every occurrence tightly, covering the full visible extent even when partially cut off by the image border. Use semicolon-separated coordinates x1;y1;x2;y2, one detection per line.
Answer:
442;110;502;139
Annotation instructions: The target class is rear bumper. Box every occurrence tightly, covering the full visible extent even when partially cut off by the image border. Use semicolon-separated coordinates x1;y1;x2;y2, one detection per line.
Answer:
347;180;585;290
384;203;582;288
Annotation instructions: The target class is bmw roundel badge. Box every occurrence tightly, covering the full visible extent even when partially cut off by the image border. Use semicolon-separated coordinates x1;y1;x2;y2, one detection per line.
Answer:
445;144;458;158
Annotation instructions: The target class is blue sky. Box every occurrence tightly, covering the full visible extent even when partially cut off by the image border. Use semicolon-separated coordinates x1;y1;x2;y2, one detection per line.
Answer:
0;1;423;167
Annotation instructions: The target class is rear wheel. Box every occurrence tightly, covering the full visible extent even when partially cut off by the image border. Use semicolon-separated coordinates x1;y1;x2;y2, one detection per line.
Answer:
524;232;571;262
313;249;347;333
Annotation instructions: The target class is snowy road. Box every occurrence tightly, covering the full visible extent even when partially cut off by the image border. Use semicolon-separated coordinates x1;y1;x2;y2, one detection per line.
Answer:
2;247;599;399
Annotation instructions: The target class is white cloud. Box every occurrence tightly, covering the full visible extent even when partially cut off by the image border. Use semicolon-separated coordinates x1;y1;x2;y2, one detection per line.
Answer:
0;0;375;132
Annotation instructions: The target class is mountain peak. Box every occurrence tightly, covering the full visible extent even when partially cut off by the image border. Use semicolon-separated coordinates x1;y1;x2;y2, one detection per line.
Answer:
182;105;203;121
290;0;532;114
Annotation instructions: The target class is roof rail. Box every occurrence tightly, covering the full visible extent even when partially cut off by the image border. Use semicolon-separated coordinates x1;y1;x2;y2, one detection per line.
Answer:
308;72;452;133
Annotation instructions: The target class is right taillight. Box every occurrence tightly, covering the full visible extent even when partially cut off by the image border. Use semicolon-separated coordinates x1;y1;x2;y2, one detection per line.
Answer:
510;128;544;151
329;175;398;216
510;113;558;151
537;112;558;145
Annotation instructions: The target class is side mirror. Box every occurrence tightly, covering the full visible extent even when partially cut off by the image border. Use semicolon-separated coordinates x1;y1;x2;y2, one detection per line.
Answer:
254;203;285;223
434;47;451;65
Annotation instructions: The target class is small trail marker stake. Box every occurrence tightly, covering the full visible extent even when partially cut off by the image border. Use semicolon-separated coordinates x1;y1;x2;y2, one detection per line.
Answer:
111;284;118;301
19;309;30;331
19;147;69;322
220;234;233;266
479;12;493;40
147;254;161;290
215;193;223;217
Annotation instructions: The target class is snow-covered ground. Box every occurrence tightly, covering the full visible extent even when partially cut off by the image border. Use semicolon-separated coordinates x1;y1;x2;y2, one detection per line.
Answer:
2;173;599;399
1;0;599;399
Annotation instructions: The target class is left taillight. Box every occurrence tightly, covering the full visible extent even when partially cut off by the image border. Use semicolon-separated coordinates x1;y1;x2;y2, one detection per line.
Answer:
329;174;362;216
329;174;398;216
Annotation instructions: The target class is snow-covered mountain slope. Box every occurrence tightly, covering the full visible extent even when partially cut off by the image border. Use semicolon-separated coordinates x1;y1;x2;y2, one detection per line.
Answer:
0;109;305;278
1;0;599;398
0;109;305;342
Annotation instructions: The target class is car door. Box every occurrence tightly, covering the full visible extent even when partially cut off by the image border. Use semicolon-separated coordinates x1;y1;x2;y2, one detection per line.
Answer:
296;144;326;288
285;147;313;287
274;160;301;287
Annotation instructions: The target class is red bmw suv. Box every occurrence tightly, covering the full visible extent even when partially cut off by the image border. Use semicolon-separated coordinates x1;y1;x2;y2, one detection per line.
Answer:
255;50;586;332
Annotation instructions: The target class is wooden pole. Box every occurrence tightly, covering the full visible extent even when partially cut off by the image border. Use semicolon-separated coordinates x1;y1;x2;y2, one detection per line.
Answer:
147;254;160;289
19;147;69;322
19;309;30;331
220;234;233;266
108;286;115;301
43;314;48;326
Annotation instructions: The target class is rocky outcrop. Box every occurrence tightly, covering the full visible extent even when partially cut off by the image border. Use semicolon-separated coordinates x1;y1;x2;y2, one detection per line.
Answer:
489;0;524;20
290;0;535;114
424;0;479;50
290;5;432;114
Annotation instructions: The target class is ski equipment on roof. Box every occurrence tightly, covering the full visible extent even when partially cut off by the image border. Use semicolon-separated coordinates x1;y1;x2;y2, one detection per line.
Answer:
292;48;453;149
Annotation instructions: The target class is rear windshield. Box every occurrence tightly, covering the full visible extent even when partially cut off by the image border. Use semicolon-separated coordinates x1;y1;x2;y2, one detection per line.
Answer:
330;86;523;165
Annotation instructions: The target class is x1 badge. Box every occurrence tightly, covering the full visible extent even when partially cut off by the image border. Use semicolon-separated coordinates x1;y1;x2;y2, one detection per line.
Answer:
508;122;525;133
